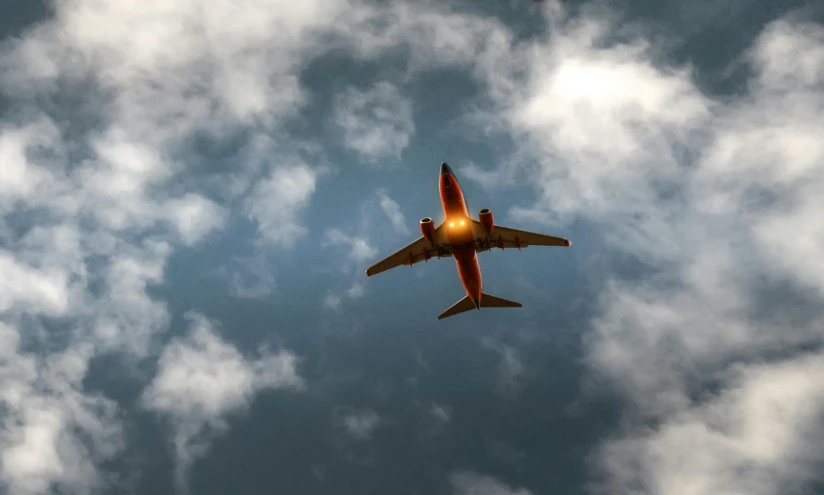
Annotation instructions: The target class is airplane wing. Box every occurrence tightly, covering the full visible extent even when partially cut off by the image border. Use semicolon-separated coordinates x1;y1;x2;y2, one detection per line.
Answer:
470;220;571;252
365;223;452;277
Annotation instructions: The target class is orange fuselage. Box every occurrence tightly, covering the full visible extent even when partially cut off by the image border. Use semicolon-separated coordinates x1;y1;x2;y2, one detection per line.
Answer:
439;163;481;308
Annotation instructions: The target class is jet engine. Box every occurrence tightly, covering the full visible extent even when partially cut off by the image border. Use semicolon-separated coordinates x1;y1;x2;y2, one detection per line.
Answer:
479;209;494;234
420;217;435;242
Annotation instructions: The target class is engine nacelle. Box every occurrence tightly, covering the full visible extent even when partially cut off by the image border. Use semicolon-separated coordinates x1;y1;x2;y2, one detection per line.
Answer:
420;217;435;242
479;208;494;234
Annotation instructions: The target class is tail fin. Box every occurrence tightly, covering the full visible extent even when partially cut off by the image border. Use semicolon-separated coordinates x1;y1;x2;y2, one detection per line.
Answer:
437;292;523;320
438;295;477;320
480;292;522;309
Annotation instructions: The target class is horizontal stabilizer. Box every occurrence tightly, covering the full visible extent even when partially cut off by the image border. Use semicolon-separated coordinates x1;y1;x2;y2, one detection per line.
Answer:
480;292;522;308
437;292;523;320
438;296;477;320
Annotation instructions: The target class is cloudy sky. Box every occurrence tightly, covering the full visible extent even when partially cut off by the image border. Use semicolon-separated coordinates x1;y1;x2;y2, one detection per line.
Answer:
1;0;824;494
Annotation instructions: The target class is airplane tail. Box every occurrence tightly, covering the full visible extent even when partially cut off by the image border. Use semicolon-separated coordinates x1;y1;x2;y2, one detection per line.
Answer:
438;292;522;320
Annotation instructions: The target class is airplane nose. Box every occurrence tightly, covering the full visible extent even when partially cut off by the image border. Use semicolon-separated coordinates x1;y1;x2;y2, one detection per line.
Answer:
440;162;453;175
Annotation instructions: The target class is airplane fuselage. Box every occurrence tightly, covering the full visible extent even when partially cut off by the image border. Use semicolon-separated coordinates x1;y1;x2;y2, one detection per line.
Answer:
439;163;482;309
365;162;571;319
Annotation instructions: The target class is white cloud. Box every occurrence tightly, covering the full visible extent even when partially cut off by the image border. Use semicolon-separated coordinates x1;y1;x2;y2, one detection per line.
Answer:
90;242;172;357
465;11;824;495
345;282;365;299
449;471;533;495
0;327;123;495
333;81;415;162
0;124;58;204
165;194;228;246
335;2;511;74
141;312;304;492
324;229;378;264
503;20;709;224
0;0;520;492
377;190;410;236
32;0;355;139
595;353;824;495
323;293;343;311
321;229;375;311
322;279;366;312
339;409;381;441
454;160;511;193
496;346;525;397
0;117;176;492
247;165;318;248
0;251;70;316
12;1;809;493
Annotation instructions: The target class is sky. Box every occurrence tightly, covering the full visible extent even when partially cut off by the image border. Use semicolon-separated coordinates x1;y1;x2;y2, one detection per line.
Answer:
1;0;823;494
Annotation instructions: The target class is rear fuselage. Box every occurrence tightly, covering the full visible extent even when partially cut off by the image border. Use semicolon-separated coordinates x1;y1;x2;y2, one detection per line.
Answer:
439;163;482;308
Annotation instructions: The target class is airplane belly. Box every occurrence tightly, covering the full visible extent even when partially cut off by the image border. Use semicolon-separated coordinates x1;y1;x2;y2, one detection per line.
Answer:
454;247;482;304
446;224;474;245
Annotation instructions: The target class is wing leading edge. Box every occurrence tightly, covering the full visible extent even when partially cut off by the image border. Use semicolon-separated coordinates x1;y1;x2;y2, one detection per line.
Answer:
365;222;452;277
469;220;571;252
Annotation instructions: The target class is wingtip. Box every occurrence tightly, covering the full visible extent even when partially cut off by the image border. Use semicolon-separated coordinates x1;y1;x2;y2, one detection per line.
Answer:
566;239;572;247
365;269;372;277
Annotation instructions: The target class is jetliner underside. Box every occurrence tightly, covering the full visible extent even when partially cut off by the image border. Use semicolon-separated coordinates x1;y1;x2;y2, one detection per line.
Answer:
365;163;571;320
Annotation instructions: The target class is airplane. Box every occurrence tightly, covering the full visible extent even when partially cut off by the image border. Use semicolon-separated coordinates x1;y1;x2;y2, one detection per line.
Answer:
365;162;572;320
